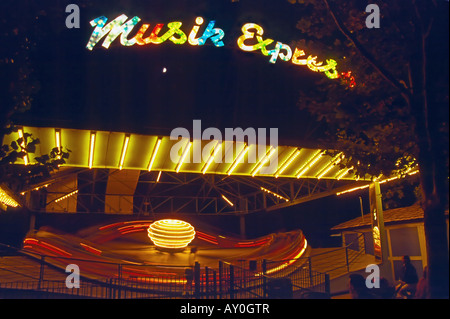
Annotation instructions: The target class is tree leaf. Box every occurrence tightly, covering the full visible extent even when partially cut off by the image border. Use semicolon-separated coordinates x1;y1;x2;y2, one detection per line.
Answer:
10;141;18;150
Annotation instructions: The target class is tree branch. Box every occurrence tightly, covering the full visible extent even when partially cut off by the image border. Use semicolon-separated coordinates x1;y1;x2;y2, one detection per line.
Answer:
412;0;432;149
322;0;412;99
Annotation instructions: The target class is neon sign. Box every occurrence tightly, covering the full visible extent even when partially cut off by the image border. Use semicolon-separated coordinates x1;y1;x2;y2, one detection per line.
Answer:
86;14;224;50
237;23;339;80
86;14;354;84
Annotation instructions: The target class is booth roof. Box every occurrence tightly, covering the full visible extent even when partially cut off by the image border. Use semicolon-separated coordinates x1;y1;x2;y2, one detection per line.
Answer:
331;204;449;232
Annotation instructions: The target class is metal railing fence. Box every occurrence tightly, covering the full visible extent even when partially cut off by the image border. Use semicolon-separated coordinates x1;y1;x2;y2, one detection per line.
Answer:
0;232;368;299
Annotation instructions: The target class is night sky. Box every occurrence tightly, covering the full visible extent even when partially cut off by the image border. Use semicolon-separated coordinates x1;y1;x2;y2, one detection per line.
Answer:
12;0;328;145
4;0;366;245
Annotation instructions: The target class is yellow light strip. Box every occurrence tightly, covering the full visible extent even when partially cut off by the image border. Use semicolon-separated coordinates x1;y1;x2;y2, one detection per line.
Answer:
336;166;353;180
316;153;343;179
89;132;96;169
296;150;324;178
55;189;79;203
378;176;396;184
202;141;222;174
148;138;162;172
336;169;420;196
378;169;419;184
227;144;249;176
0;186;20;208
17;128;28;166
29;184;49;193
336;184;370;196
260;187;289;202
55;129;61;151
119;135;130;170
149;231;195;239
175;141;192;173
156;171;162;182
55;129;62;166
275;148;301;178
21;184;49;196
407;169;419;176
221;194;234;207
251;147;277;177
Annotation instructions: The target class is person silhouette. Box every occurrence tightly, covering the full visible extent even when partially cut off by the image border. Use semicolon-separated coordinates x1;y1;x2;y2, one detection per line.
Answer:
414;266;429;299
373;277;395;299
349;273;376;299
395;255;418;298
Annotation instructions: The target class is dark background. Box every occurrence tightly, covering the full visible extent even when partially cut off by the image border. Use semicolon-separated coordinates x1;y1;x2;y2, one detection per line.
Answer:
2;0;367;248
11;0;329;145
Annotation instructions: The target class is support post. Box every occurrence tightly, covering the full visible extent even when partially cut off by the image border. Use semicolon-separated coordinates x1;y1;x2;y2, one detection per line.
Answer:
38;255;45;290
213;270;217;299
262;259;267;298
325;273;330;295
29;211;36;233
345;246;349;272
239;213;246;239
218;260;223;298
117;263;122;299
229;264;235;299
369;182;388;262
205;266;209;298
194;261;201;299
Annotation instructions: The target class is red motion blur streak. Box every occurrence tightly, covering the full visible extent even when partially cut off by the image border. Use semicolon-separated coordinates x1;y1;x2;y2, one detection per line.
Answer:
234;237;271;248
196;231;218;245
262;236;307;276
21;221;308;285
92;221;153;243
196;231;272;248
80;243;102;255
118;223;151;235
98;222;126;231
100;221;152;231
23;238;72;258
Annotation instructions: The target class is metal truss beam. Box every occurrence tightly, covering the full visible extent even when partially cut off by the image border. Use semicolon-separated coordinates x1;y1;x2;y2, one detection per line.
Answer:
39;169;363;215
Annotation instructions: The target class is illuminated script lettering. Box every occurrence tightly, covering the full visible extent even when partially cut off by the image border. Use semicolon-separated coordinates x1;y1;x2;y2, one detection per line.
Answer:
86;15;224;50
237;23;340;80
86;15;354;85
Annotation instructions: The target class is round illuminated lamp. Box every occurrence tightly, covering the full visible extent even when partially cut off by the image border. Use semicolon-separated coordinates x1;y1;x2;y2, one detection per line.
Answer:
148;219;196;252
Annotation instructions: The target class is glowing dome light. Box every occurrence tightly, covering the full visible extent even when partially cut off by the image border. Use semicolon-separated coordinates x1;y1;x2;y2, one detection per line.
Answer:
148;219;196;250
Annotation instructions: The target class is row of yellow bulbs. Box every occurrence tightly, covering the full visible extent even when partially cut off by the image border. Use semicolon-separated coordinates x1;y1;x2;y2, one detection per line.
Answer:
0;187;20;208
18;128;351;180
85;131;350;180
